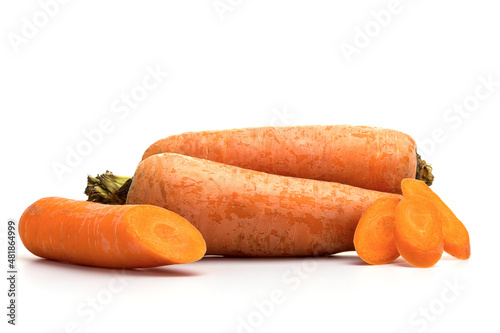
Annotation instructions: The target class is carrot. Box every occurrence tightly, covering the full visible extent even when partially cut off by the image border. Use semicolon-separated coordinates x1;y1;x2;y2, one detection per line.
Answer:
353;196;401;265
141;125;434;194
394;196;444;268
87;153;402;256
19;197;206;268
401;178;471;259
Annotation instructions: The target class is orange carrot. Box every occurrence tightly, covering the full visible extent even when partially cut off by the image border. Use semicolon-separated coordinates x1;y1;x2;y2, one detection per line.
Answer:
353;196;401;265
88;153;402;256
401;178;470;259
141;125;434;194
394;196;443;268
19;197;206;268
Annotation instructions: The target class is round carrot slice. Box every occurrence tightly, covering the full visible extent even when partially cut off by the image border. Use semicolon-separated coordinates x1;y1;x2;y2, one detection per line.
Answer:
401;178;470;259
354;197;401;265
395;196;443;268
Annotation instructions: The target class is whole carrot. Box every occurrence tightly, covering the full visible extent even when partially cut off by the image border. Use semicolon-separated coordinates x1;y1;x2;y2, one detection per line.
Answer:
19;197;206;268
142;125;434;194
88;153;402;256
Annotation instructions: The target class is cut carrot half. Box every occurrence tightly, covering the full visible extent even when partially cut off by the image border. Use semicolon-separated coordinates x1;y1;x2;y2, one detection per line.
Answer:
19;197;207;268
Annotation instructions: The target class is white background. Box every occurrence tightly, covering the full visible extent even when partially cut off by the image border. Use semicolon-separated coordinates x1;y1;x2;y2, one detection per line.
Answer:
1;1;499;332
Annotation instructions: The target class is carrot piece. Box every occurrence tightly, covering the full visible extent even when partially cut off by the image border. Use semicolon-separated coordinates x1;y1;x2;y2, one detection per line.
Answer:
103;153;404;257
141;125;434;194
353;196;401;265
19;197;206;268
394;196;444;268
401;179;471;259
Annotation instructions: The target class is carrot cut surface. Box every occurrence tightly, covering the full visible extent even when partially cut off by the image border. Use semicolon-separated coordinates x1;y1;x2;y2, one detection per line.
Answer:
353;197;401;265
401;179;470;259
394;196;443;268
19;197;206;268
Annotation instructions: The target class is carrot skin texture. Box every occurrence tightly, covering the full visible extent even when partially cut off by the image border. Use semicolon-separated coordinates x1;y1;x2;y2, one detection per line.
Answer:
401;179;470;260
19;197;206;268
126;153;402;256
394;196;444;268
353;196;401;265
142;125;417;194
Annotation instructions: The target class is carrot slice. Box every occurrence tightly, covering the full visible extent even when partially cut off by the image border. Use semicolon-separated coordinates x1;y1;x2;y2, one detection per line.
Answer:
394;196;444;268
353;197;401;265
401;179;470;259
